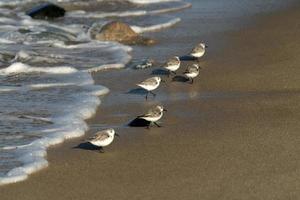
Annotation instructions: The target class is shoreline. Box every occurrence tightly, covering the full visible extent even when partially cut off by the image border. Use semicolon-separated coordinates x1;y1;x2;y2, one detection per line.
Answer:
1;2;300;199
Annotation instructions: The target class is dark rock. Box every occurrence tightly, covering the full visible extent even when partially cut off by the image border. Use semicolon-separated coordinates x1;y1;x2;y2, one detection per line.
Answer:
26;3;66;19
90;21;156;46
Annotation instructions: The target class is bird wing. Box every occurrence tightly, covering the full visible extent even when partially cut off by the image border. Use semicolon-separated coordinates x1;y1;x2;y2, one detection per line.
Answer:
90;131;110;141
165;57;179;67
138;109;160;119
138;110;154;118
137;113;151;118
139;77;157;86
191;45;204;54
184;66;198;74
188;66;199;73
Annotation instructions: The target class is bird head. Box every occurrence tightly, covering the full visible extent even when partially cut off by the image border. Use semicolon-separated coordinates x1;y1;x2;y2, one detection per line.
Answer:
156;76;161;83
199;43;208;49
156;105;167;112
107;128;118;137
193;64;201;69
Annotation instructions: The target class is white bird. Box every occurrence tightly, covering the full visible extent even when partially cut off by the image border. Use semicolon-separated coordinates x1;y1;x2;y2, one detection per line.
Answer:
184;64;201;84
88;128;119;153
190;42;208;59
138;105;167;129
163;56;180;76
137;76;161;100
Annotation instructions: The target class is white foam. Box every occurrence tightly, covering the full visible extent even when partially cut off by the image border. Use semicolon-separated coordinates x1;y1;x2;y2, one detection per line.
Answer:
15;50;31;60
0;38;16;44
0;54;112;186
67;2;191;18
18;115;52;123
0;172;28;185
0;86;20;92
0;62;78;75
131;17;181;33
128;0;181;4
29;83;75;89
87;63;127;73
0;17;17;24
0;75;110;185
0;83;85;93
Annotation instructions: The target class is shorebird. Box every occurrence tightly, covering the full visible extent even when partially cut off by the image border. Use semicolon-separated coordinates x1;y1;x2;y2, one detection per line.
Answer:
138;105;167;129
163;56;180;76
190;42;208;60
137;76;161;100
88;128;119;153
184;64;201;84
135;58;154;69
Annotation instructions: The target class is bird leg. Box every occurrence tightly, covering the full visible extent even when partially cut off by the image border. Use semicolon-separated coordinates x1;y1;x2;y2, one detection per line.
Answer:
146;122;153;129
172;71;176;75
150;91;156;97
145;91;149;100
154;122;162;127
190;78;194;84
99;147;105;153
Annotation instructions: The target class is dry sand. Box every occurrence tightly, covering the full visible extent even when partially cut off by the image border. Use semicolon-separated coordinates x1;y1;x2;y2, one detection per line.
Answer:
1;3;300;200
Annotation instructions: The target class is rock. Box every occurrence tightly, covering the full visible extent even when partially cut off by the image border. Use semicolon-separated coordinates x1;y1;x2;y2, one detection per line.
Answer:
26;3;66;19
90;21;156;45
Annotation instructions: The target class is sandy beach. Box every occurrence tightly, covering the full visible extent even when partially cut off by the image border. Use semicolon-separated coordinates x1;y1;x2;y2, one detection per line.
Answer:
1;1;300;200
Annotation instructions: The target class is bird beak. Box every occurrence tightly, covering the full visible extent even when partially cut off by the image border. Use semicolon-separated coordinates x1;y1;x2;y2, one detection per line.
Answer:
115;133;120;137
163;109;167;112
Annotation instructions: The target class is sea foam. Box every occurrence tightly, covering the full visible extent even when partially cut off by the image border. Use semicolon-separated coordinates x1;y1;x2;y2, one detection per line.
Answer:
0;62;109;185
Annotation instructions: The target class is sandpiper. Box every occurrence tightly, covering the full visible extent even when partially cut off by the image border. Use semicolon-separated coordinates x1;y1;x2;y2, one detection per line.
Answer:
184;63;201;84
137;76;161;100
135;58;154;70
163;56;180;76
138;105;167;129
190;42;208;60
88;128;119;153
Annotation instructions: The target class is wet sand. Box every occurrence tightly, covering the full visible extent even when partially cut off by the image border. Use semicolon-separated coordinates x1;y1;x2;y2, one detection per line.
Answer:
1;2;300;200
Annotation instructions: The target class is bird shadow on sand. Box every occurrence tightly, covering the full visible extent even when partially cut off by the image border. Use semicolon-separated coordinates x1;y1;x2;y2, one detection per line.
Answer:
73;142;101;152
151;68;170;76
179;55;197;61
126;88;148;96
128;118;151;127
172;75;191;83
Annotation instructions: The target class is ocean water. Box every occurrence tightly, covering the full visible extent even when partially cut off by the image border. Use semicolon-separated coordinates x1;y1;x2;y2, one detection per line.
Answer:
0;0;191;185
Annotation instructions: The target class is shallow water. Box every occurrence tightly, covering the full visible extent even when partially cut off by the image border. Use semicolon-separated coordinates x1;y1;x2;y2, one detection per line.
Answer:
0;0;190;185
